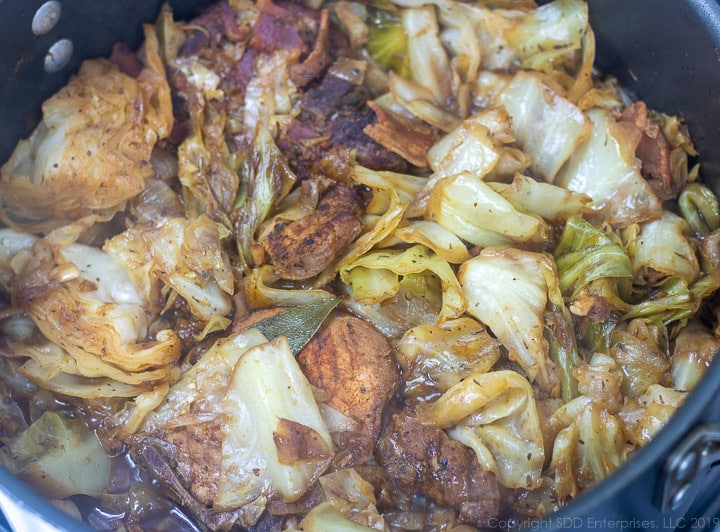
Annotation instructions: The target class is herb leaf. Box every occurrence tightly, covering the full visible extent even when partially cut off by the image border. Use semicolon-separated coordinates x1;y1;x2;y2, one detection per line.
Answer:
252;298;340;355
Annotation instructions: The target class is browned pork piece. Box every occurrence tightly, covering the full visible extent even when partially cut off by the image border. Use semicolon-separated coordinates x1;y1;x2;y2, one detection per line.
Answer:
134;430;250;531
375;401;501;527
133;309;397;530
619;101;676;199
233;308;399;468
261;183;364;280
296;311;399;468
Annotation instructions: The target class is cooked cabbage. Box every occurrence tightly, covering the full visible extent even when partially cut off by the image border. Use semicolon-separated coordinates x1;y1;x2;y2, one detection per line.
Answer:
489;175;591;224
141;215;234;320
610;319;669;398
459;247;562;391
670;320;720;392
0;44;171;230
427;172;551;247
679;182;720;236
218;336;333;508
554;216;633;306
556;108;662;227
340;244;466;323
0;411;111;499
548;399;629;501
419;370;545;489
1;0;719;529
498;72;591;182
396;317;501;396
624;211;700;285
619;384;687;446
402;6;453;108
366;6;411;79
16;239;181;389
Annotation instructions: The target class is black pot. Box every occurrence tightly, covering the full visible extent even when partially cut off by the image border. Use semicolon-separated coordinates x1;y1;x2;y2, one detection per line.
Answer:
2;1;720;531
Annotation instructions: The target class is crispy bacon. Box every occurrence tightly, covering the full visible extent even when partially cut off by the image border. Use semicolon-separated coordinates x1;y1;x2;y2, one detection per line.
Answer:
277;63;409;178
289;8;331;88
250;0;310;54
109;42;144;78
364;100;435;168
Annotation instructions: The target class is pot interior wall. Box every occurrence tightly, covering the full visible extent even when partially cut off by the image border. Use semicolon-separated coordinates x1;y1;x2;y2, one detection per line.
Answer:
1;0;720;529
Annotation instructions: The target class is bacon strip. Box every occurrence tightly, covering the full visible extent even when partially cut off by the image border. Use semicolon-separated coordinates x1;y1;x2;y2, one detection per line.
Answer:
364;101;435;168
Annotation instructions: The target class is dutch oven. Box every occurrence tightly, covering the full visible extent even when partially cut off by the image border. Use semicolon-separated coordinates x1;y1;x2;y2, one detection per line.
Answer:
2;0;720;531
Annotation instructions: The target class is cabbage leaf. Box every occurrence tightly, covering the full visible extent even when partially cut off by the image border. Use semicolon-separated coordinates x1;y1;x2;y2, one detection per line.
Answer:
498;72;591;182
396;317;501;396
340;244;466;323
419;370;545;489
459;246;561;390
427;172;551;247
0;411;111;499
555;108;662;227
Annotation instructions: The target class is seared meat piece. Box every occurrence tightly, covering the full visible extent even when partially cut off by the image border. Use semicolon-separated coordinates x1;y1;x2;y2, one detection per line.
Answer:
233;309;399;468
250;0;320;55
134;431;252;531
261;183;363;280
364;100;435;168
297;312;399;468
179;1;248;57
150;421;223;506
375;401;501;527
109;42;144;78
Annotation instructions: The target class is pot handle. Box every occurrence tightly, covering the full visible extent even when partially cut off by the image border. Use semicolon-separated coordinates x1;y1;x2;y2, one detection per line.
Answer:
657;421;720;517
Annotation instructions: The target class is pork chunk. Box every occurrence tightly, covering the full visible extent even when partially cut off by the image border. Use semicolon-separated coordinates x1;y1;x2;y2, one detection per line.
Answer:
375;401;501;527
132;424;253;531
233;309;399;468
298;312;399;467
261;184;363;280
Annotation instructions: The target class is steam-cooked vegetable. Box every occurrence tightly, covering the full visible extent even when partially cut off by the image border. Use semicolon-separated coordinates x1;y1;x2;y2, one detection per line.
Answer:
556;108;662;227
620;384;688;446
489;175;591;224
548;398;629;501
554;216;633;306
402;6;452;108
366;7;411;79
396;317;501;396
419;370;545;490
610;319;669;397
498;72;591;182
624;211;700;285
308;469;385;530
233;128;297;267
15;238;181;392
427;172;551;247
340;244;466;322
0;411;111;499
504;0;588;73
670;320;720;391
679;182;720;236
219;336;333;507
459;247;562;391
